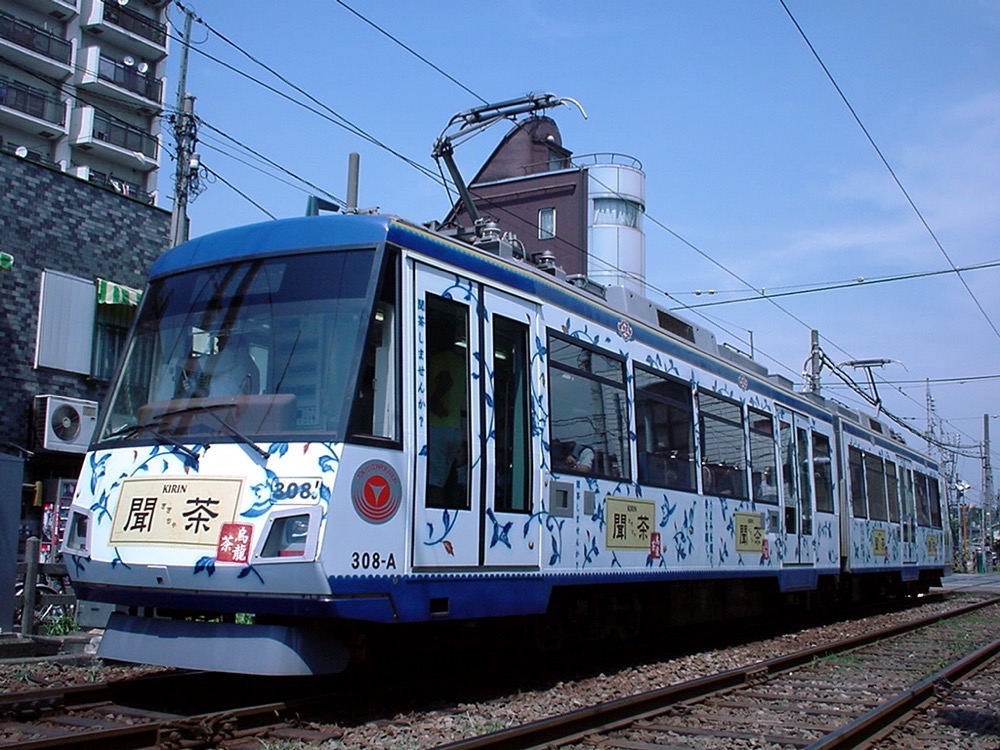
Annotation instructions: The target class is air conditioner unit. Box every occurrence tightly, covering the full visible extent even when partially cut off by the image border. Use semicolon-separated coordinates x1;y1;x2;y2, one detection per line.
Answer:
34;395;99;454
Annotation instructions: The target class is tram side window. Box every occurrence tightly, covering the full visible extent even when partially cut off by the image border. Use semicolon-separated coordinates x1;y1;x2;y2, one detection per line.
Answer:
796;427;814;535
902;469;916;542
885;461;900;523
749;409;778;505
865;454;888;521
425;295;471;510
849;446;867;518
548;333;630;479
914;471;931;527
813;432;834;513
928;475;943;529
634;366;696;492
698;391;748;499
493;315;531;513
348;250;399;442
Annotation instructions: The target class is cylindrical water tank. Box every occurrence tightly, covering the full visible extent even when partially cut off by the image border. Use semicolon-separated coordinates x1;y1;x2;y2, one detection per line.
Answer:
586;159;646;295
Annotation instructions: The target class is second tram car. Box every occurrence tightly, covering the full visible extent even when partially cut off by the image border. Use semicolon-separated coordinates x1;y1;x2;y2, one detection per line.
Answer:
61;213;950;674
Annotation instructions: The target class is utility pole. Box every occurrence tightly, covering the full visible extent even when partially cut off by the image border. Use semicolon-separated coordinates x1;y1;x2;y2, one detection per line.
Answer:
985;414;994;571
806;329;823;394
169;7;197;247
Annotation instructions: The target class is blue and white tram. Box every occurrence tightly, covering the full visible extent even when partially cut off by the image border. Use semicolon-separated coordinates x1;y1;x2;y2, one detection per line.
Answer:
61;214;950;674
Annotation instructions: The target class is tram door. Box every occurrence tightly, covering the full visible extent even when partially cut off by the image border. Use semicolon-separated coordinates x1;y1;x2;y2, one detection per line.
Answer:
411;264;541;569
778;411;815;565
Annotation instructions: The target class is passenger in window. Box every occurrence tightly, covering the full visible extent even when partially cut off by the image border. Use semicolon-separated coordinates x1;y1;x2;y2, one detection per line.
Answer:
565;442;596;473
756;467;778;502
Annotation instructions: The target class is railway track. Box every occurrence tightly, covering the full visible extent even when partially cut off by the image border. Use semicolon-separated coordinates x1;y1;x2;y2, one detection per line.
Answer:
2;596;997;749
434;596;1000;750
0;669;346;749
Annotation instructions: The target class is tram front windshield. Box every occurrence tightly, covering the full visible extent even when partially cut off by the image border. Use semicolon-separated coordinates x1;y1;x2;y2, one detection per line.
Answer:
98;248;378;444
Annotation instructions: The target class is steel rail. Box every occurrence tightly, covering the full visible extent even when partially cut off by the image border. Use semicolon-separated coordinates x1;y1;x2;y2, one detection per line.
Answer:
803;636;1000;750
432;596;1000;750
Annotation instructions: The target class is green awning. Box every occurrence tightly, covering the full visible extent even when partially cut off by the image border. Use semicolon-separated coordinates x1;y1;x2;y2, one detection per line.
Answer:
96;278;142;306
0;252;12;271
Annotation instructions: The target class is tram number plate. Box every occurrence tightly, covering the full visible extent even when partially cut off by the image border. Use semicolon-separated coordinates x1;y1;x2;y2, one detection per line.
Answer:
110;477;243;547
270;477;323;501
350;551;397;570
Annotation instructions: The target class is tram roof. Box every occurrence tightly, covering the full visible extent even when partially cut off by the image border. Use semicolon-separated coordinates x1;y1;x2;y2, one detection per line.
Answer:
151;214;395;278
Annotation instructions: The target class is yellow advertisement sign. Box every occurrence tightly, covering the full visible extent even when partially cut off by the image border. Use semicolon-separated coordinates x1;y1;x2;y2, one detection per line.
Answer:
927;534;938;556
735;511;764;553
110;477;244;547
606;497;655;550
872;528;888;558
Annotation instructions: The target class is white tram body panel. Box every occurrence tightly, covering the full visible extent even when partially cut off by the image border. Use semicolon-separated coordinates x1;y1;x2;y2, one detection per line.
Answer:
62;214;949;674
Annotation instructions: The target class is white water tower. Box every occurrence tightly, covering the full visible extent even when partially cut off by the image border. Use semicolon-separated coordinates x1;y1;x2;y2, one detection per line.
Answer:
585;155;646;295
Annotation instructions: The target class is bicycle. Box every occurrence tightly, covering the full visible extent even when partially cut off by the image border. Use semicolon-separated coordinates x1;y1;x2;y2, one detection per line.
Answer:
13;579;75;632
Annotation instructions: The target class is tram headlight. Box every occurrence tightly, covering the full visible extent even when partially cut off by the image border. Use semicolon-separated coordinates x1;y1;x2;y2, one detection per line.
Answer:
64;511;89;554
262;514;310;558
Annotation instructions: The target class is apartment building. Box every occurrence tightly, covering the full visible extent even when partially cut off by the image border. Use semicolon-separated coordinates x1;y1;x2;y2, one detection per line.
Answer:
0;0;171;565
1;0;169;200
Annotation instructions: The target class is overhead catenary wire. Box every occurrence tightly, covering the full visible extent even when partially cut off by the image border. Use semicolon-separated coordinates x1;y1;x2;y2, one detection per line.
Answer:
672;259;1000;310
169;2;443;186
779;0;1000;345
162;5;990;462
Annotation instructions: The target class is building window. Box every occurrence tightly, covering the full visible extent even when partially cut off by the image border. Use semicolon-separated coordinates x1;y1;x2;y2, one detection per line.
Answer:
547;333;629;479
36;270;141;378
593;197;641;229
91;303;132;381
538;208;556;240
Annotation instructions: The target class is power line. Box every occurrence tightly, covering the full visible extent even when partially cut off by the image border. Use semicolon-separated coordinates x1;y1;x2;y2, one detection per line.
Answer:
160;5;992;457
198;119;346;208
826;373;1000;387
779;0;1000;344
672;259;1000;310
333;0;487;105
169;2;442;185
200;164;276;220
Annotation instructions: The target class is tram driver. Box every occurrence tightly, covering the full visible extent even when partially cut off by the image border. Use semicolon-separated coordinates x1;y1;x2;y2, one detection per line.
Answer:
176;331;260;399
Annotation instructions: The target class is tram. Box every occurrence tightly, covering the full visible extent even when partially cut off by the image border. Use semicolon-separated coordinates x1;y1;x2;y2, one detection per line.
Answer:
61;100;950;675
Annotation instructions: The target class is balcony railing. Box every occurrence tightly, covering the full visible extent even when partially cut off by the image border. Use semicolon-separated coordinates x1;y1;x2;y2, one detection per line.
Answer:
1;140;57;168
92;111;158;159
0;10;72;65
88;168;153;204
97;55;162;103
0;76;65;125
102;2;167;47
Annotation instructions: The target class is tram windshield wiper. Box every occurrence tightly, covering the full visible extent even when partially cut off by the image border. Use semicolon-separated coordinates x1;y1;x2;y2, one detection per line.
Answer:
154;403;271;460
104;421;201;462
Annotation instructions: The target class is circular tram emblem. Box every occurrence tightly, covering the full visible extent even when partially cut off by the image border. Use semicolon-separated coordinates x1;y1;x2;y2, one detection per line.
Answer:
351;460;402;524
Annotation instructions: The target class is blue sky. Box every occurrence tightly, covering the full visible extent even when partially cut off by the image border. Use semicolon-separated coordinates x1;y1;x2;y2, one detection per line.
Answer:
166;1;1000;504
